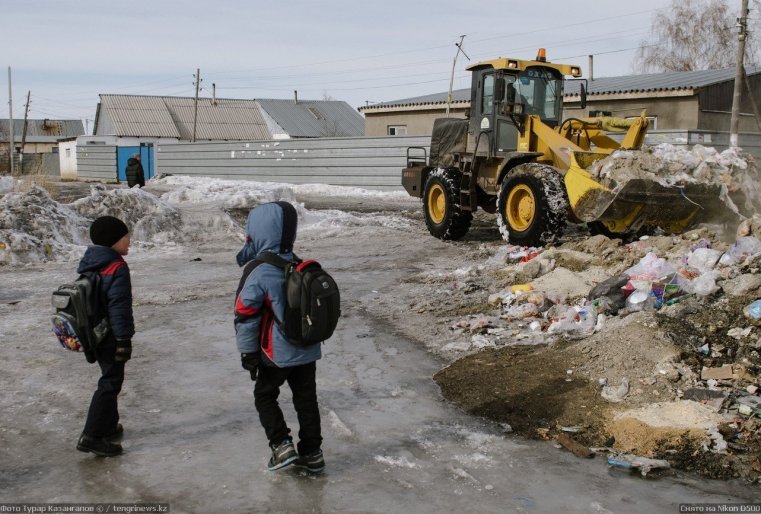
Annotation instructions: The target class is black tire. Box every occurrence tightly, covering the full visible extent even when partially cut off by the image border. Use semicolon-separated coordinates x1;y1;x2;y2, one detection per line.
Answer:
423;168;473;240
497;163;569;246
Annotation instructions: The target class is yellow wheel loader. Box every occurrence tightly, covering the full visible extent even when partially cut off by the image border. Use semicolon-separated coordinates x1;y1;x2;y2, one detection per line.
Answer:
402;49;733;246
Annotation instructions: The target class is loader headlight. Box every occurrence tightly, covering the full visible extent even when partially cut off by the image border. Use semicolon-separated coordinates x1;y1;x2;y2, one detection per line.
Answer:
508;60;518;69
570;67;581;77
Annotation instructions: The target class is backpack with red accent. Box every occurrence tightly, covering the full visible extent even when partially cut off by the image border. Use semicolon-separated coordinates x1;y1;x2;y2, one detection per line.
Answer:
255;252;341;345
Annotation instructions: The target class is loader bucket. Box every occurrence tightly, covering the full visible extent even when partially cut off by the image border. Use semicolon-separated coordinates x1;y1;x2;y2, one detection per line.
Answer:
565;152;740;234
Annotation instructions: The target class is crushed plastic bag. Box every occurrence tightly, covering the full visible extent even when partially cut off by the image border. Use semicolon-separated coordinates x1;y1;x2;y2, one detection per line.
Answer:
719;236;761;266
547;304;597;337
504;302;540;320
688;270;721;296
687;248;723;272
625;252;676;281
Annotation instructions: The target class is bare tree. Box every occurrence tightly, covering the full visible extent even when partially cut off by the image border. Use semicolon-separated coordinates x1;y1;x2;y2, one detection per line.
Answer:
635;0;758;72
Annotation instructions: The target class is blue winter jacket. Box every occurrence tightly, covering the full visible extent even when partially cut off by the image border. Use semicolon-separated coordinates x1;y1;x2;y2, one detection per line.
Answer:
234;202;321;367
77;245;135;341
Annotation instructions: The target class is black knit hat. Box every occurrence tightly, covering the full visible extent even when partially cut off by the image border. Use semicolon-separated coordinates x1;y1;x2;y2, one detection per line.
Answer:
90;216;129;247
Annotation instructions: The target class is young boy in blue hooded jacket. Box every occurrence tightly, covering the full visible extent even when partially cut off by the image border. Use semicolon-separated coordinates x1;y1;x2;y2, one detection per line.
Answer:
234;201;324;472
76;215;135;457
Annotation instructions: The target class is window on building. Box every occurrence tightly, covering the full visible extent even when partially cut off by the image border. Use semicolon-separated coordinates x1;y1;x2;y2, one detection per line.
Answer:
388;126;407;136
66;148;71;158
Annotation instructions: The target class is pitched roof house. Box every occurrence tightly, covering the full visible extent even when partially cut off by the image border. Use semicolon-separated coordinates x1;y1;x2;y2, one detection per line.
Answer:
0;118;85;153
94;94;364;140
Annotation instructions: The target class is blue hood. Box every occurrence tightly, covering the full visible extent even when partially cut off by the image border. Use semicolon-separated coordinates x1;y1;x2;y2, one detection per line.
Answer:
236;201;298;266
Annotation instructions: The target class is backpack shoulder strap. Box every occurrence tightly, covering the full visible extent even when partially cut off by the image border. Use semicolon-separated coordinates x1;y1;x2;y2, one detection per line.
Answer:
255;251;291;269
236;259;264;299
79;270;107;319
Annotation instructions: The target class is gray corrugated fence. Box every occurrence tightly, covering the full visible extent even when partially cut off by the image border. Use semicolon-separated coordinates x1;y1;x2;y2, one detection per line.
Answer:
156;136;431;190
77;145;117;181
645;130;761;159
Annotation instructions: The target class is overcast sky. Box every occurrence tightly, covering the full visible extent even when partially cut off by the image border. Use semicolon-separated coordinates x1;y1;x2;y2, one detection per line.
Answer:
2;0;693;129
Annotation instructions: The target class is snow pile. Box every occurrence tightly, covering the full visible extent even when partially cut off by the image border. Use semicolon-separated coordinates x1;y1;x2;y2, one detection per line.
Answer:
0;176;17;194
156;175;414;236
70;184;183;245
156;175;298;209
0;185;91;264
0;177;415;265
155;175;409;207
0;184;183;264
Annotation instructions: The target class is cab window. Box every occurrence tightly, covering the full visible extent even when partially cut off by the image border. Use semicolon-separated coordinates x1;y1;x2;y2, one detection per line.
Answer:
481;74;494;114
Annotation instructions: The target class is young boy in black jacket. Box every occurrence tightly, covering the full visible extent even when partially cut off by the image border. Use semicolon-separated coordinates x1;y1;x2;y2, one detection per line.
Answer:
76;216;135;457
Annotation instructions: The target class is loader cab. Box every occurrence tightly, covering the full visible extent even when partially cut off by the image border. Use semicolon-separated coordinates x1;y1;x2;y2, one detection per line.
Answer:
469;57;570;156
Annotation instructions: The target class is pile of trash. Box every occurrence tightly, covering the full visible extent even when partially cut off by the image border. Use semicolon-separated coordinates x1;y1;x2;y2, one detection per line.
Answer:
590;143;756;188
588;143;761;215
420;220;761;481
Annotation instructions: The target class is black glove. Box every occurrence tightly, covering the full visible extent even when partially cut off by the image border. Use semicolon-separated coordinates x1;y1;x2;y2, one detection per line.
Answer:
115;340;132;363
241;353;260;381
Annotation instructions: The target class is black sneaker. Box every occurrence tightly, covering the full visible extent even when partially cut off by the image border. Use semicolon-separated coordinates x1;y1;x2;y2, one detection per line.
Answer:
267;438;298;471
106;423;124;440
294;449;325;473
76;434;122;457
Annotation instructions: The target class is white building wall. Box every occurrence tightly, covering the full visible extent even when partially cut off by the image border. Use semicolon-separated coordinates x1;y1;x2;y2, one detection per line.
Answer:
59;140;78;180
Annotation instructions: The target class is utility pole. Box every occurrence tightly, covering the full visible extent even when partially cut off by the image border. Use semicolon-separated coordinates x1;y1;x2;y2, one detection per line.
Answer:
446;35;470;117
20;91;30;154
192;68;201;143
7;66;14;175
730;0;749;148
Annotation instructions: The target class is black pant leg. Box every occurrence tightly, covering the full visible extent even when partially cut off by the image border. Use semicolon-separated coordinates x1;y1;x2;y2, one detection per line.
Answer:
287;362;322;455
254;365;291;447
83;344;125;438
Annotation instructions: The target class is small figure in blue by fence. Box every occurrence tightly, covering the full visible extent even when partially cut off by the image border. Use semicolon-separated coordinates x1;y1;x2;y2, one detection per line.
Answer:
234;202;325;473
125;154;145;188
76;216;135;457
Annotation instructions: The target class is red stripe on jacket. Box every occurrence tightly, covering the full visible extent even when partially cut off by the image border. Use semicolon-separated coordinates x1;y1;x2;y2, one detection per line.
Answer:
100;259;126;276
259;294;275;362
235;294;259;317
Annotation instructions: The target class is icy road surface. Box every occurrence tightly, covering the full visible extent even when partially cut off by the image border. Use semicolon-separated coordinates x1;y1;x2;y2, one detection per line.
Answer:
0;181;757;513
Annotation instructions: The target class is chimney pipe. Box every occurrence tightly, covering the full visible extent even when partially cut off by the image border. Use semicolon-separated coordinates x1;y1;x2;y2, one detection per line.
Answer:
212;83;217;105
588;55;594;81
294;90;298;104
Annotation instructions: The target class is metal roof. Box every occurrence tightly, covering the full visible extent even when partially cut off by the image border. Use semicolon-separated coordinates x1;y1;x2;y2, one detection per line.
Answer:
361;89;470;110
97;95;271;140
361;66;761;110
96;95;363;140
564;65;761;96
255;99;364;138
0;118;84;142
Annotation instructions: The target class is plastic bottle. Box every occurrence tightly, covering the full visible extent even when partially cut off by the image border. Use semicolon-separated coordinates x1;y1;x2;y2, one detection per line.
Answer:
743;299;761;326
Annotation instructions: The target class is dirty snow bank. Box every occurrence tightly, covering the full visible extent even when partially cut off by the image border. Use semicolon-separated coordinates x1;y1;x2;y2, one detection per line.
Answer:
0;178;415;265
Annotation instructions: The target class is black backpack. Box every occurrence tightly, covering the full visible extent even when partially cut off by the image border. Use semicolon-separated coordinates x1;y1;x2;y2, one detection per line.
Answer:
253;252;341;346
51;272;110;363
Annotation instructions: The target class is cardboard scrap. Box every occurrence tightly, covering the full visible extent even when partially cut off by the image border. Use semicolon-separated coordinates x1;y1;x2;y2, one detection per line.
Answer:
557;432;594;458
701;365;734;381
